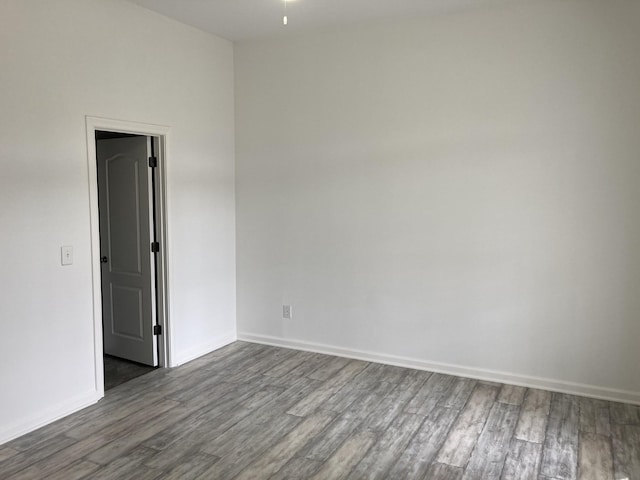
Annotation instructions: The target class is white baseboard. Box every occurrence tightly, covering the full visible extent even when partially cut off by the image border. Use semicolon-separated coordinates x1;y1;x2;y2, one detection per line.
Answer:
0;390;102;445
238;332;640;406
171;330;237;367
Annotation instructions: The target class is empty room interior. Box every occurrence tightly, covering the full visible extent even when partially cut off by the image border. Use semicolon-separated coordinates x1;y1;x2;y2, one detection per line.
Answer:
1;0;640;479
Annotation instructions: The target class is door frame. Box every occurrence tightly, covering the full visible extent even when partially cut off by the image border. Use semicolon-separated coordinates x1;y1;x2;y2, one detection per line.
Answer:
86;116;172;396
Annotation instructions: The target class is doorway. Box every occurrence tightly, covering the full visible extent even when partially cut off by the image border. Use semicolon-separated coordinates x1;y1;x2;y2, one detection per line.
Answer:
86;117;171;396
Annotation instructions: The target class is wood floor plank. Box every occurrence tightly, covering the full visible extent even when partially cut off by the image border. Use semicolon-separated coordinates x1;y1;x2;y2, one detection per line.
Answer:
65;390;196;442
405;373;456;416
161;451;220;480
8;458;100;480
324;380;394;414
595;405;612;438
425;462;464;480
302;390;385;462
142;382;268;454
99;465;162;480
262;351;314;378
347;363;390;389
308;356;351;381
385;405;459;479
347;413;425;479
259;369;320;390
497;385;526;406
165;377;239;403
351;363;408;388
90;446;161;480
146;438;221;473
85;402;189;465
514;389;551;443
243;347;299;377
578;432;613;480
461;403;520;480
375;364;410;385
440;378;477;410
234;384;286;410
611;424;640;480
201;344;273;378
287;353;335;377
196;345;274;381
501;439;542;480
46;459;101;480
480;380;503;388
436;383;499;468
0;434;79;478
192;381;317;462
200;407;301;458
194;415;303;479
270;457;323;479
86;409;183;465
321;382;364;413
610;402;640;425
220;359;285;386
539;393;579;480
252;375;320;424
4;420;78;453
0;447;19;463
287;360;368;417
309;430;377;480
234;410;335;479
579;398;611;437
4;433;108;478
580;397;597;434
301;410;363;462
361;369;430;432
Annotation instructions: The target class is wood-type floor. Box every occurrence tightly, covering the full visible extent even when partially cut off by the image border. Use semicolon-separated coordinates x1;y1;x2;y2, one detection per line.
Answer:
1;342;639;479
103;355;156;391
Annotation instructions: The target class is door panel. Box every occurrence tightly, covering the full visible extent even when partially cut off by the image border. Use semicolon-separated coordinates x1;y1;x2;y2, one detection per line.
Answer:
97;136;157;366
105;155;143;274
110;285;144;339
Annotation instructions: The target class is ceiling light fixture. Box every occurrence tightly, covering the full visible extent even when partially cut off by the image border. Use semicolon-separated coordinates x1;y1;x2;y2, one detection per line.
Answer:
283;0;288;25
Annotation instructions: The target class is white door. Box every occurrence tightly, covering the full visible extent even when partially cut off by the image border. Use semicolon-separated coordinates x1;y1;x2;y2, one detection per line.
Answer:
97;136;158;366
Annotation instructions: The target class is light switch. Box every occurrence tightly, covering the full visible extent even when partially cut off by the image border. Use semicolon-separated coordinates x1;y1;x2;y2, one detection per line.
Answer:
61;246;73;265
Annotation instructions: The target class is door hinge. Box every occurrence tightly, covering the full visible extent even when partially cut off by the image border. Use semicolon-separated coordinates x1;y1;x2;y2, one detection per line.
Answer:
151;241;160;253
149;156;158;168
153;325;162;336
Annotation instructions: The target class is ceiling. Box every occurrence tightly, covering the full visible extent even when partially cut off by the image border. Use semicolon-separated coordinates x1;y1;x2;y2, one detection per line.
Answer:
126;0;522;42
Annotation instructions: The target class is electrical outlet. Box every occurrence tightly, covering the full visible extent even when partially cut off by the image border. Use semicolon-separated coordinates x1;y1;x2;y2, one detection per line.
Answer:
283;304;292;319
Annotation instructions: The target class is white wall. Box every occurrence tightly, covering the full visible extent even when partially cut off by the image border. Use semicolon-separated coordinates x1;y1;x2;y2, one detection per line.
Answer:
0;0;236;442
236;0;640;401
